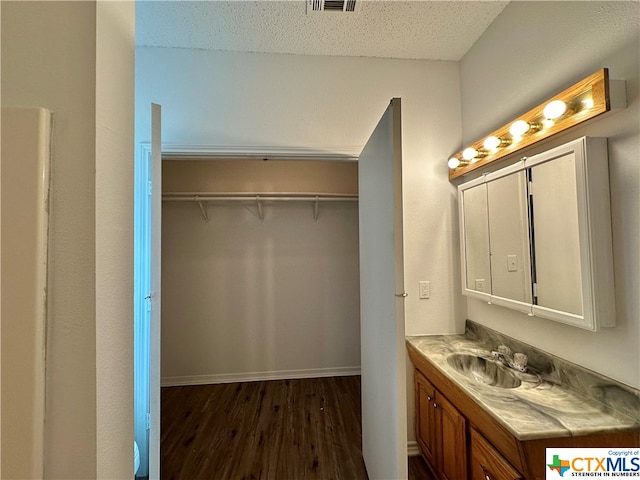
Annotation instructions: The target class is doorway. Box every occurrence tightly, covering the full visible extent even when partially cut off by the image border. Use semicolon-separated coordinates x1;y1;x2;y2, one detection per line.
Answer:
134;99;406;479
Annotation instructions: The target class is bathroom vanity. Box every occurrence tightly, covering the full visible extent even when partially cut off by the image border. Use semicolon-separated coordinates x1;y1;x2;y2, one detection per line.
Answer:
407;322;640;480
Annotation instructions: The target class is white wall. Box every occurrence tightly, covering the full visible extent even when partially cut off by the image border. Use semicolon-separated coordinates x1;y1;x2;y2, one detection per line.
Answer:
459;1;640;388
1;2;135;478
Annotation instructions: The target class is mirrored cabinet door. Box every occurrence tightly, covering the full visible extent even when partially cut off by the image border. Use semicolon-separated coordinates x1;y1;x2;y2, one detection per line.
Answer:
486;169;532;310
529;151;583;317
460;181;492;297
526;137;615;330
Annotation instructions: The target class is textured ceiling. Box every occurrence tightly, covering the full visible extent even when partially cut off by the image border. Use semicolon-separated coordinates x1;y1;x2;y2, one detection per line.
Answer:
136;0;509;61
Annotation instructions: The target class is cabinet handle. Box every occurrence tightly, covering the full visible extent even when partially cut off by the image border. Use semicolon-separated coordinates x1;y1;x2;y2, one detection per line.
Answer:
481;464;491;480
433;402;438;408
427;396;432;401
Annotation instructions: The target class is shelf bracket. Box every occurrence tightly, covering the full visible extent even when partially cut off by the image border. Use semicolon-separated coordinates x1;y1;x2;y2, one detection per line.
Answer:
256;195;264;222
313;196;319;222
195;196;209;222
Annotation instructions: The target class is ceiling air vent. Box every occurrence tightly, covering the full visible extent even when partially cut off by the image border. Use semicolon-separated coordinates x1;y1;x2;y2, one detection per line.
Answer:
307;0;360;14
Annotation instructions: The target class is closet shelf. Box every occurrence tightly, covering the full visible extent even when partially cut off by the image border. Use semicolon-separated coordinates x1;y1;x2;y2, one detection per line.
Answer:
162;192;358;222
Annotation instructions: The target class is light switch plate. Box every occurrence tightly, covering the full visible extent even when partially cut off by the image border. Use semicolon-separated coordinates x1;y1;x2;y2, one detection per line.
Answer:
419;281;430;299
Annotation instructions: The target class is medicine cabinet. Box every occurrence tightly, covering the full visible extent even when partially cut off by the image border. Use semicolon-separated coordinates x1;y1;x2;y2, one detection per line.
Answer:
458;137;616;331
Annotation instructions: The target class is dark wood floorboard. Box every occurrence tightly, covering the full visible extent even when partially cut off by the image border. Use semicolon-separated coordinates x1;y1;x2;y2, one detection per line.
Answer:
408;455;437;480
161;375;431;480
161;376;368;480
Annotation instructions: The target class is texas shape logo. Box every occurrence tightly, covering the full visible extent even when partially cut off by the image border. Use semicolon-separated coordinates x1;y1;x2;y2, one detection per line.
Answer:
547;455;571;477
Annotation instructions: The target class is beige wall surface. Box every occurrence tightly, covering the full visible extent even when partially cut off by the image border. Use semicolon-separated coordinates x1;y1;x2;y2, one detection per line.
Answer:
162;199;361;382
2;2;135;478
95;2;135;478
2;3;99;476
163;159;358;194
460;1;640;388
1;107;50;480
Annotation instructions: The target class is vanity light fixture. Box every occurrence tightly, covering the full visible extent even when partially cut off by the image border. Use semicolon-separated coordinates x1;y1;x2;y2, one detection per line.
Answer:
462;147;478;160
542;100;570;128
509;119;538;138
447;157;463;169
448;68;626;180
483;135;510;151
447;157;459;169
462;147;487;161
543;100;568;120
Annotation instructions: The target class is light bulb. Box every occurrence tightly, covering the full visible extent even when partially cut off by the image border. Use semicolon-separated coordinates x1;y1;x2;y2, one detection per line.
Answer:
509;120;530;137
483;136;502;150
447;157;460;169
582;98;594;109
462;147;478;161
543;100;567;119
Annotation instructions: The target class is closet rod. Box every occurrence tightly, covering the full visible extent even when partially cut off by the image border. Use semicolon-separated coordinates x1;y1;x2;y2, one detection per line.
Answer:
162;193;358;202
162;192;358;222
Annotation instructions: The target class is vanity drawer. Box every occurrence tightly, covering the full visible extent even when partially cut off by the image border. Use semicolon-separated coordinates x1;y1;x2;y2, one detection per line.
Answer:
471;427;523;480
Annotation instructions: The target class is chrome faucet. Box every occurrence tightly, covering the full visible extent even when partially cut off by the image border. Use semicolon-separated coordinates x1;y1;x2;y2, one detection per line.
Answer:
491;345;528;372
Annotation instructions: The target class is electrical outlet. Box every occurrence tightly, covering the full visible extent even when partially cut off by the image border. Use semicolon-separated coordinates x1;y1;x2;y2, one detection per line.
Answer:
475;279;486;292
419;281;430;299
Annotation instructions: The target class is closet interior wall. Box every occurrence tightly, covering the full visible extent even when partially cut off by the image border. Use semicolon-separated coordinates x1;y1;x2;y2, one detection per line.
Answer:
161;159;361;385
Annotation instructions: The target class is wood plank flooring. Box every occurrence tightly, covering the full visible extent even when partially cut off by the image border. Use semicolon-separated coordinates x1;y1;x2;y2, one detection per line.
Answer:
408;455;436;480
161;376;367;479
161;376;435;480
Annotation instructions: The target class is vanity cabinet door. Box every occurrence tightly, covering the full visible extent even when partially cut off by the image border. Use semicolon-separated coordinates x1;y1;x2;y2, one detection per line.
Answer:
415;371;467;479
471;428;523;480
436;392;467;480
415;371;437;468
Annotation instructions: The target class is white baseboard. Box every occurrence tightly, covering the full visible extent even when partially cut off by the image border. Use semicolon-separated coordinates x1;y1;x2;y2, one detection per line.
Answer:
407;440;421;457
161;366;361;387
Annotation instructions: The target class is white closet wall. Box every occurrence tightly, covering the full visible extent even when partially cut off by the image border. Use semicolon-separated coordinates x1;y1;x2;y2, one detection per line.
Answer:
161;160;361;384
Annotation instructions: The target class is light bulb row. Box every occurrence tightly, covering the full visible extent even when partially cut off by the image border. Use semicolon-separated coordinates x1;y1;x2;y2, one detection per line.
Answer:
448;97;594;170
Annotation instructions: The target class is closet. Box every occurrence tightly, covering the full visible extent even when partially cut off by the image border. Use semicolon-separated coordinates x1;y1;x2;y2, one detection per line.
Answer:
161;158;361;386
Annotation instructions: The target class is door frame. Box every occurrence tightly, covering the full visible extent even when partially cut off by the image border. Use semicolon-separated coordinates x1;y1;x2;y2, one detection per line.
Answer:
135;142;406;476
133;143;153;478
